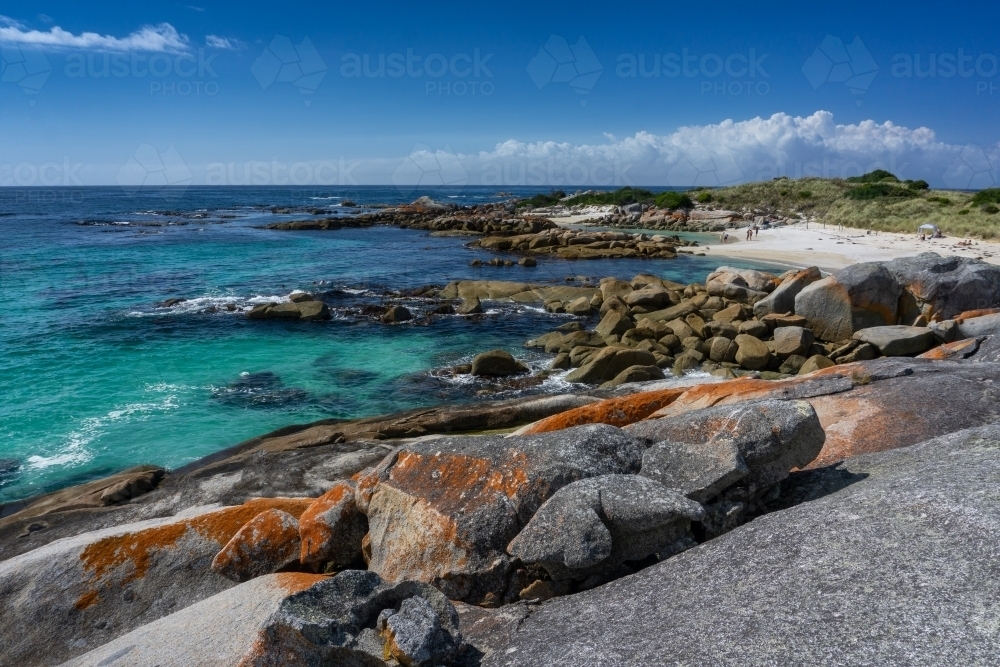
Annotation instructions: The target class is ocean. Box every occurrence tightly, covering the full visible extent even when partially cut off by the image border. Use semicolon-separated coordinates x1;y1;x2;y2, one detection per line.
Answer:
0;185;783;504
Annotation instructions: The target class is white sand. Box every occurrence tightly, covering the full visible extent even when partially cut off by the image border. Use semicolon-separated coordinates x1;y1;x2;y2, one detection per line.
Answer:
692;223;1000;272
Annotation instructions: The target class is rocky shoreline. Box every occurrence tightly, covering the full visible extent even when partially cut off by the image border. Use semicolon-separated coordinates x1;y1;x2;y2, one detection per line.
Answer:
6;252;1000;665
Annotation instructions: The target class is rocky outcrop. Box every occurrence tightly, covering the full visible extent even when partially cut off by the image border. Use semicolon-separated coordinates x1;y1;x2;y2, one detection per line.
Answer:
0;498;313;666
298;481;367;568
481;423;1000;666
885;252;1000;320
211;508;302;582
438;280;599;304
470;350;530;377
248;301;331;321
795;262;901;341
564;347;656;384
853;325;936;356
355;425;644;605
506;475;703;583
62;571;463;667
752;266;821;318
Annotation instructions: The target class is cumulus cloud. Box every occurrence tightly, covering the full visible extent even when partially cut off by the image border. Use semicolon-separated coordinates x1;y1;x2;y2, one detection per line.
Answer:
0;21;188;52
362;111;995;190
205;35;240;50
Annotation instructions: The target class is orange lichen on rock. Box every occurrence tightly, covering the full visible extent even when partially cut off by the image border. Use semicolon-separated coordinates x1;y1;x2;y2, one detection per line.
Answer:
954;308;1000;322
917;338;980;360
273;572;328;594
520;388;691;435
75;497;312;609
74;589;99;611
387;451;529;515
298;481;367;567
212;509;302;582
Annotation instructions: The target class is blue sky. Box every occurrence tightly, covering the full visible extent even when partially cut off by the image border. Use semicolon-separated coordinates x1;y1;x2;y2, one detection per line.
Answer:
1;1;998;188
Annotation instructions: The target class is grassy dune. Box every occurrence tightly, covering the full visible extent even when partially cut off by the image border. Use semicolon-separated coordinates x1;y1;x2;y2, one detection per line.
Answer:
708;177;1000;239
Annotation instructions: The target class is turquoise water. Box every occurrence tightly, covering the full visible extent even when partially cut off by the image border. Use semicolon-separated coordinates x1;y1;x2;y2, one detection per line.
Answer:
0;186;780;504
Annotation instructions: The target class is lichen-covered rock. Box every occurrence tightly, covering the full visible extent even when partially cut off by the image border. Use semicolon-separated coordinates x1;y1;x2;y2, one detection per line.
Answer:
212;509;301;582
354;425;644;604
507;475;703;582
482;424;1000;667
884;252;1000;321
378;595;459;667
630;399;825;494
518;387;693;434
0;497;313;666
794;262;901;341
640;439;750;503
298;481;368;568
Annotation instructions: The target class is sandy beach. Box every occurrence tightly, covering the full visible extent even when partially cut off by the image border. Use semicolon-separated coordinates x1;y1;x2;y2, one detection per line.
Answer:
698;223;1000;272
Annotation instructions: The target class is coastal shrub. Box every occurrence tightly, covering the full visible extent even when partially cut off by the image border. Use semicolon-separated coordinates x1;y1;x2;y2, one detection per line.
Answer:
563;187;656;207
907;179;930;190
958;209;971;215
779;189;790;196
696;191;714;203
927;196;952;205
798;190;812;198
654;191;694;210
517;190;566;208
971;188;1000;206
844;183;918;200
983;204;1000;215
846;169;900;184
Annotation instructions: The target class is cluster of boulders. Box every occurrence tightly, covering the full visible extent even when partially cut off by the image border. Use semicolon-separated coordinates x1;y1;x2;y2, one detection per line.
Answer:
474;228;689;260
247;291;332;321
11;345;1000;663
519;253;1000;386
266;217;376;231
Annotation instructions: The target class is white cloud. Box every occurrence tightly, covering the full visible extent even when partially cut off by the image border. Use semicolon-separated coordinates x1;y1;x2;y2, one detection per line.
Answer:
206;35;240;50
0;21;188;52
377;111;992;189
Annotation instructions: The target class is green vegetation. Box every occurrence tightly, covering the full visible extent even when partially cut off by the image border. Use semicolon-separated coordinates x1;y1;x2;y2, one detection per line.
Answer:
704;175;1000;239
653;191;694;209
844;182;918;201
846;169;899;184
516;190;566;209
696;191;714;204
907;179;930;190
971;188;1000;206
523;187;694;210
798;190;812;199
984;205;1000;215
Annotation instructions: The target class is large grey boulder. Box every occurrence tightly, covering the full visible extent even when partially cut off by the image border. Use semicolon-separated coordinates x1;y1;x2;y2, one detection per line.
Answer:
565;347;656;384
772;326;814;358
956;312;1000;338
628;399;825;494
63;571;462;667
471;349;530;377
885;252;1000;320
506;475;703;582
483;423;1000;667
354;425;644;604
795;262;902;341
753;266;822;318
853;325;936;356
